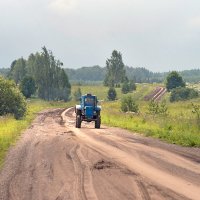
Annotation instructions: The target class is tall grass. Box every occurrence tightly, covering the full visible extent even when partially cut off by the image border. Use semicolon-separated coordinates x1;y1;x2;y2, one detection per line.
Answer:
0;99;73;167
101;100;200;147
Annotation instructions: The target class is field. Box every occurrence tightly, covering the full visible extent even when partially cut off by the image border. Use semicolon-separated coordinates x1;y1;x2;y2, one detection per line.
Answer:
188;82;200;92
0;99;73;166
1;83;200;166
73;84;200;147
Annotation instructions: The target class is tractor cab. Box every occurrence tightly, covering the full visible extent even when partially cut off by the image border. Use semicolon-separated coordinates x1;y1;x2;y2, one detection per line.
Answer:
81;94;96;107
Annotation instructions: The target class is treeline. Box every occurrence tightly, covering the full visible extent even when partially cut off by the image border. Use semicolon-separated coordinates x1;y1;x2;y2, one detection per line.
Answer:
65;66;106;82
7;47;71;101
64;66;200;83
0;68;10;77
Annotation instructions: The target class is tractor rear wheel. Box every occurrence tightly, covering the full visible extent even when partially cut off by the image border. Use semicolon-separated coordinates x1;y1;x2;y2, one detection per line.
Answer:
76;115;81;128
95;115;101;129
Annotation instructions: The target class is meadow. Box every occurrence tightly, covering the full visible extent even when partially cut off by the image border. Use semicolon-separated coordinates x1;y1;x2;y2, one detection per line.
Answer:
74;84;200;147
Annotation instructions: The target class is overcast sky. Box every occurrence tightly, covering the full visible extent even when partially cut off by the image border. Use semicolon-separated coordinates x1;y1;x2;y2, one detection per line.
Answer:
0;0;200;71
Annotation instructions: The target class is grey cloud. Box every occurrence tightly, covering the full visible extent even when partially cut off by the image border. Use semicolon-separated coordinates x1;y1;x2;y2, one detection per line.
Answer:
0;0;200;71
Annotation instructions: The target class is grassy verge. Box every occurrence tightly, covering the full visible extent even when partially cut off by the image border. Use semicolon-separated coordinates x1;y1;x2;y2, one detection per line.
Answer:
101;100;200;147
0;99;73;167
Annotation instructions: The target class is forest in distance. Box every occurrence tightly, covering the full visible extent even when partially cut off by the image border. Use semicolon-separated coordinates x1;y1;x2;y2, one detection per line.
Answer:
1;65;200;84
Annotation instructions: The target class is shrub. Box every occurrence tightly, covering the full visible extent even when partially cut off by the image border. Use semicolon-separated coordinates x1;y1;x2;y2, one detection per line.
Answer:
170;87;199;102
129;80;136;91
121;81;129;94
121;80;136;94
191;103;200;129
148;100;168;115
107;87;117;101
73;88;82;101
0;76;27;119
121;95;139;113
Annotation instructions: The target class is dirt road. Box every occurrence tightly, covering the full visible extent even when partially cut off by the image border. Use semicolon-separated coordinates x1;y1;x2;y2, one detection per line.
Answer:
0;108;200;200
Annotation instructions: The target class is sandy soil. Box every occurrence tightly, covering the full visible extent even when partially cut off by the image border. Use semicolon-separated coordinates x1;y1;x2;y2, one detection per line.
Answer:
0;107;200;200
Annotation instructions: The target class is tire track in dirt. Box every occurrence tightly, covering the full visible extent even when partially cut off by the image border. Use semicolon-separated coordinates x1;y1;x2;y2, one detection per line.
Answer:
70;144;85;200
90;128;200;180
69;144;98;200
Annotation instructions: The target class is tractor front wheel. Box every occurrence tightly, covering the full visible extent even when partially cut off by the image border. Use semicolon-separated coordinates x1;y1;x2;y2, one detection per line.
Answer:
76;115;81;128
95;115;101;129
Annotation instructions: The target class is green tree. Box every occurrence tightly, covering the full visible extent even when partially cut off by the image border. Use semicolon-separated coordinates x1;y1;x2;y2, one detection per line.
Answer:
9;58;27;84
8;47;71;101
74;88;82;101
0;76;26;119
166;71;185;91
121;95;139;113
7;60;17;78
107;87;117;101
20;76;36;98
26;47;71;101
104;50;127;87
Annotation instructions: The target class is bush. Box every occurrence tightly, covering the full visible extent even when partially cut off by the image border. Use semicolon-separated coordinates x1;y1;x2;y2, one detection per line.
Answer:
107;87;117;101
121;80;136;94
121;95;139;113
129;80;136;91
191;103;200;129
73;88;82;101
148;100;168;115
121;81;129;94
170;87;199;102
0;76;27;119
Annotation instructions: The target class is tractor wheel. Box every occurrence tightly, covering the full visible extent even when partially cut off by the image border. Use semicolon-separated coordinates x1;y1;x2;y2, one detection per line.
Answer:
95;115;101;129
76;115;81;128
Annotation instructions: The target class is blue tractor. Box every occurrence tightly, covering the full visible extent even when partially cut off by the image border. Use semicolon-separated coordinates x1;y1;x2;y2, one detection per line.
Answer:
75;94;101;128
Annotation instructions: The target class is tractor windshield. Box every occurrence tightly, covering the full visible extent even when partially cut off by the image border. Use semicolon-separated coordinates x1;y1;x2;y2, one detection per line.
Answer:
84;97;95;106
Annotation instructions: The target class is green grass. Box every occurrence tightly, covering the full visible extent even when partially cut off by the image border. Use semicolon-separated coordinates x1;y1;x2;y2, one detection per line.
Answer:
101;100;200;147
0;99;73;167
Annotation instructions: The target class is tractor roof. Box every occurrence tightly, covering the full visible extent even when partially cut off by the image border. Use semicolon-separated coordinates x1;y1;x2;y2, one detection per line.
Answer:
83;94;96;97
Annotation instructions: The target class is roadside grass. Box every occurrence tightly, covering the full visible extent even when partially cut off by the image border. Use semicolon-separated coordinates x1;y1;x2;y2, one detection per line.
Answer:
0;99;73;167
72;83;200;147
101;100;200;147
